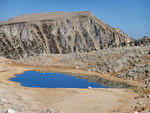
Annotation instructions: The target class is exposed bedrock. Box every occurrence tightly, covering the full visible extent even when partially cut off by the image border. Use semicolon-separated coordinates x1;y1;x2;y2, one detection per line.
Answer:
0;11;132;59
133;36;150;46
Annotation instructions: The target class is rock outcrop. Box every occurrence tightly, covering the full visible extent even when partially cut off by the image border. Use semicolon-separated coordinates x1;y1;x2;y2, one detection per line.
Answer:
0;11;132;59
133;36;150;46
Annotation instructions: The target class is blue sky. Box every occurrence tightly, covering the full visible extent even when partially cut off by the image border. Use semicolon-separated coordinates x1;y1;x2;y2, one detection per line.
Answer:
0;0;149;39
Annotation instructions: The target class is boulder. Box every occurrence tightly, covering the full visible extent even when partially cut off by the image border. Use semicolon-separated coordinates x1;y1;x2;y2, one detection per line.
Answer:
0;98;6;105
5;109;15;113
88;86;92;89
42;108;53;113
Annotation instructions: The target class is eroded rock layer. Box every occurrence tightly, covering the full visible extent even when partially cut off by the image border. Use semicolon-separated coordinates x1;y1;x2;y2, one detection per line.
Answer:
0;11;132;59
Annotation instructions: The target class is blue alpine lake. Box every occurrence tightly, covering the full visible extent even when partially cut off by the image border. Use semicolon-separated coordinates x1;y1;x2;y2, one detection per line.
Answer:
10;71;109;88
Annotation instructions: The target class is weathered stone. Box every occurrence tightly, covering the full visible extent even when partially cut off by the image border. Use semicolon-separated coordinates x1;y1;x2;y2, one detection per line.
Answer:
46;109;53;113
0;11;132;59
11;106;23;112
5;109;15;113
133;36;150;46
42;108;53;113
134;111;139;113
0;98;6;105
57;111;63;113
88;86;92;89
146;73;150;78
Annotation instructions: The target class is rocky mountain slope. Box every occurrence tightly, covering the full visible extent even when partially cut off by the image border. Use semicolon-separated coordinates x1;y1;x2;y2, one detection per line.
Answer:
134;36;150;46
0;11;132;59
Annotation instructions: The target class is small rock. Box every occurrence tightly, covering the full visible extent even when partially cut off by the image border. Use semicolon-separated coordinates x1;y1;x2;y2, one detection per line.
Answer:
147;95;150;98
88;86;92;89
138;107;145;112
0;98;6;105
135;96;139;99
5;109;15;113
75;66;79;69
140;94;145;98
57;111;63;113
11;106;23;112
136;102;141;105
117;74;121;78
46;109;53;113
146;73;150;78
42;108;53;113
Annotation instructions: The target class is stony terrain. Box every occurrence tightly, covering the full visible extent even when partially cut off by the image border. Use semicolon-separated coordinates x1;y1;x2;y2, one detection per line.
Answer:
0;11;150;113
15;45;150;112
0;56;149;113
133;36;150;46
0;11;132;59
17;45;150;82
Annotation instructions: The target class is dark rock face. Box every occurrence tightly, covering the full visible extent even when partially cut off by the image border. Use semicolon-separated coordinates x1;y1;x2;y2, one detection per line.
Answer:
0;11;132;59
132;36;150;46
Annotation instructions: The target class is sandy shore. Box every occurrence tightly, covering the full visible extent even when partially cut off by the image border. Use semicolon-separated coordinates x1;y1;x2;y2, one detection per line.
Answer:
0;58;148;113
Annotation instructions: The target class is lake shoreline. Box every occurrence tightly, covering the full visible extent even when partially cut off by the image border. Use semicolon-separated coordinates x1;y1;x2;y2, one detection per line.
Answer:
0;59;141;89
10;70;109;88
0;58;148;113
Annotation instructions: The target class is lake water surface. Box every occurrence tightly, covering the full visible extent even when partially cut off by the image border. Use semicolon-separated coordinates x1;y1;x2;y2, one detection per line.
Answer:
10;71;109;88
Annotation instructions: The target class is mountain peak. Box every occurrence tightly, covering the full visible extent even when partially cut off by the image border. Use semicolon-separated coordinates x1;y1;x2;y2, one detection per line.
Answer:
1;11;94;24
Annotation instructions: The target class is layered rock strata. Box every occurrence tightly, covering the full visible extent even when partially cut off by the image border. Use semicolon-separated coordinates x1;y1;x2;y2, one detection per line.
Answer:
0;11;132;59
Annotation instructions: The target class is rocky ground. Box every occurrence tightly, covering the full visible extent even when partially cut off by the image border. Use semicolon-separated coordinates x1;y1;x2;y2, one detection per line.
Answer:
0;45;150;113
18;45;150;82
0;11;150;113
0;58;141;113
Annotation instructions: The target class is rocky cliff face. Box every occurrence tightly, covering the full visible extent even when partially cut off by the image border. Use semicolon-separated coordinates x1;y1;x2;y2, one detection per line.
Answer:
133;36;150;46
0;11;132;59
